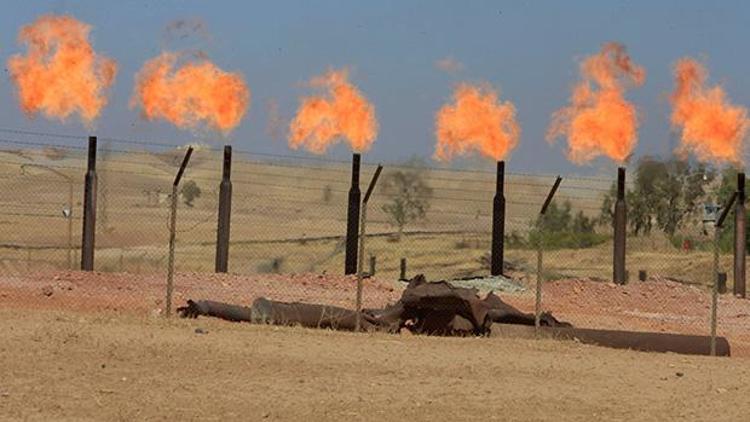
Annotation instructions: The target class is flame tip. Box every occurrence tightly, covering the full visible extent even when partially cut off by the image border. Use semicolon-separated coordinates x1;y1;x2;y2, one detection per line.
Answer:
670;57;748;165
288;68;377;154
549;42;643;165
435;82;520;162
8;14;117;125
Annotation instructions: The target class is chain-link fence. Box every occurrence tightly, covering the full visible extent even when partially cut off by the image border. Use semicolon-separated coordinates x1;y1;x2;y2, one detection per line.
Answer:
0;128;747;356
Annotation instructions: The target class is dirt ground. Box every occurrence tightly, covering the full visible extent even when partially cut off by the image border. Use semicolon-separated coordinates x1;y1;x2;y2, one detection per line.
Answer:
0;271;748;357
0;309;748;421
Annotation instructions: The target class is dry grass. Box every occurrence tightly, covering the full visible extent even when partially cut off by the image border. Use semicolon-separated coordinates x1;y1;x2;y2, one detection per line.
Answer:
0;147;726;286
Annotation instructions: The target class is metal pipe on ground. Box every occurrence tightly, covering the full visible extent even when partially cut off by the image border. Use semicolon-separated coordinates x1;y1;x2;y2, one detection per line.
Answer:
491;324;730;357
165;147;194;317
491;161;506;276
345;153;361;275
613;167;627;285
535;176;562;332
734;173;746;298
215;146;233;273
81;136;97;271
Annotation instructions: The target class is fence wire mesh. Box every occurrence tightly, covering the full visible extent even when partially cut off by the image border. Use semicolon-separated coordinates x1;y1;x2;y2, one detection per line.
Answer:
0;129;747;356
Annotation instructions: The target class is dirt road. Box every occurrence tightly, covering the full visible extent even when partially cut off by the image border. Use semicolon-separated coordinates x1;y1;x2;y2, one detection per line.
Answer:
1;309;748;421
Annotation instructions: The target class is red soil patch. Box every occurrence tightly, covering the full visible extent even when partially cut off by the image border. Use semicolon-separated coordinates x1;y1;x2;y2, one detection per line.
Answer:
504;277;750;357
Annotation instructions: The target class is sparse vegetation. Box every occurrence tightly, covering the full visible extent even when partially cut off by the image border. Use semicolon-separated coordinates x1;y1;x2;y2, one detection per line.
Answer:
600;157;715;237
257;256;285;273
380;164;433;240
530;200;608;249
322;184;333;203
180;180;202;207
714;168;750;252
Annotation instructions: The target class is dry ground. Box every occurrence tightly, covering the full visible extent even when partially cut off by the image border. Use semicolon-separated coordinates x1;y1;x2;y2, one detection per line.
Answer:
1;271;748;357
1;309;749;421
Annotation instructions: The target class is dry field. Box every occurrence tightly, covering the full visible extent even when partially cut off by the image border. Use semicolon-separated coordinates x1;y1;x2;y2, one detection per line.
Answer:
0;146;730;287
1;308;749;421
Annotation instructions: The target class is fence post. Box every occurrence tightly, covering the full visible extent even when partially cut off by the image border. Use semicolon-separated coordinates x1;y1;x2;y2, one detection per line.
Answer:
81;136;97;271
215;145;233;273
613;167;627;285
345;153;361;274
165;147;194;317
355;165;383;331
718;273;727;294
491;161;506;276
400;258;407;281
712;226;720;356
734;173;746;298
369;255;376;276
712;192;736;356
67;182;74;269
535;176;562;333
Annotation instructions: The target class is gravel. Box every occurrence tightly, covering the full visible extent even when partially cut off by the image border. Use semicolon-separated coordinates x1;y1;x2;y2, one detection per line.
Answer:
447;275;526;293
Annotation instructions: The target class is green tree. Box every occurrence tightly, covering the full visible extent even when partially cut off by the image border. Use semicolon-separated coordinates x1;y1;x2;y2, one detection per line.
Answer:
180;180;202;207
599;157;714;237
714;168;750;252
381;167;433;240
531;200;605;249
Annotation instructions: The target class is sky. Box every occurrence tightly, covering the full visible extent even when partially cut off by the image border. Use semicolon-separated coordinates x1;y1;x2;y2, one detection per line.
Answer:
0;0;749;175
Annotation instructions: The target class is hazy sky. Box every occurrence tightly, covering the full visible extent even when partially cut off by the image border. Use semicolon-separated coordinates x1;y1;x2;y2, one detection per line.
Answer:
0;0;748;174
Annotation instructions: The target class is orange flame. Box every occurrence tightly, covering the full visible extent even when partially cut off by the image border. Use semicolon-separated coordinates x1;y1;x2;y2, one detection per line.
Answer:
434;83;520;161
289;68;378;154
131;52;250;133
670;58;749;164
7;14;117;125
547;42;645;164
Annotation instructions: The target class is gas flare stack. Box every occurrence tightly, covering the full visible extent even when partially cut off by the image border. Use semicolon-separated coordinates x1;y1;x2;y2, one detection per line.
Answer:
81;136;98;271
491;161;506;276
215;145;233;273
735;173;746;298
345;153;362;274
613;167;627;284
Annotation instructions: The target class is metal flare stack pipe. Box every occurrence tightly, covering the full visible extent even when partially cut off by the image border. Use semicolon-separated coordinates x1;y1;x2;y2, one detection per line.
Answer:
491;161;506;276
613;167;627;285
215;146;233;273
81;136;98;271
345;153;362;275
735;172;746;298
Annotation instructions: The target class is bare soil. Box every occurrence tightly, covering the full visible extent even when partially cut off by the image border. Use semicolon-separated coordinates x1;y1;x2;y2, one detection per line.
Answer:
0;271;748;356
1;309;748;421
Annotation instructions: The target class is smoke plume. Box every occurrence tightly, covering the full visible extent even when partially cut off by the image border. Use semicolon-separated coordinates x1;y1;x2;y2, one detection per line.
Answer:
435;57;465;74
